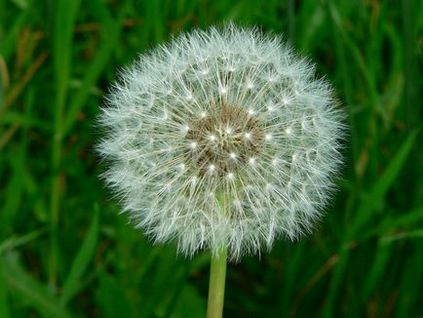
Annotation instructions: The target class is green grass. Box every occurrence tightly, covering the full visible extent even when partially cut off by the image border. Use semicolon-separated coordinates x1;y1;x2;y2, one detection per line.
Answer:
1;0;422;317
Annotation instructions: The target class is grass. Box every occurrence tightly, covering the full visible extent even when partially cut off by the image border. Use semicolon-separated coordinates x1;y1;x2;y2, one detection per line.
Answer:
0;0;422;317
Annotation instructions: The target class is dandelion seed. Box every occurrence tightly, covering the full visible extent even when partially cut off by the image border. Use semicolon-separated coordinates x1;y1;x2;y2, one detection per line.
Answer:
185;92;193;101
246;80;254;89
97;24;346;261
219;86;228;95
265;133;273;141
200;111;207;118
227;172;235;180
285;127;292;135
181;124;190;133
247;108;255;116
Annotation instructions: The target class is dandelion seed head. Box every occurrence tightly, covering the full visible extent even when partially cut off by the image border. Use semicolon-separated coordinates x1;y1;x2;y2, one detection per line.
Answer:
97;24;346;260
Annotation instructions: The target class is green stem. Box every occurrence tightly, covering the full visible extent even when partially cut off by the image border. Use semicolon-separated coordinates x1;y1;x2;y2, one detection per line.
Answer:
206;248;228;318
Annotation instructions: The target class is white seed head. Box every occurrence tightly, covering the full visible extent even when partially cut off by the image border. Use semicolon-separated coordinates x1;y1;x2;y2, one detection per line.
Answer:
97;24;346;260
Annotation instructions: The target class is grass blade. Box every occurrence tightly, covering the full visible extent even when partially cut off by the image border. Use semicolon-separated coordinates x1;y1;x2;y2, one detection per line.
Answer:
325;131;417;317
1;252;71;318
50;0;82;290
350;130;418;236
0;228;46;254
60;206;99;306
63;0;127;136
0;260;10;318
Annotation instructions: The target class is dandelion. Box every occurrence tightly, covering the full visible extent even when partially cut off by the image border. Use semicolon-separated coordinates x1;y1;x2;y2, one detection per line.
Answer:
97;24;345;318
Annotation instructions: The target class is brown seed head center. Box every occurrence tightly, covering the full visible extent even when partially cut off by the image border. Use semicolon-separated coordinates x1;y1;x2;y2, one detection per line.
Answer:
185;105;263;176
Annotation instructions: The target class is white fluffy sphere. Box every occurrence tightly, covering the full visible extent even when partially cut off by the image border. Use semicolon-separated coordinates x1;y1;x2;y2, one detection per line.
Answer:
97;24;345;259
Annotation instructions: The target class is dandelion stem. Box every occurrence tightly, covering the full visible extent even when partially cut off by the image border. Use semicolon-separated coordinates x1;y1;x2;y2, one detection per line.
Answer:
206;247;228;318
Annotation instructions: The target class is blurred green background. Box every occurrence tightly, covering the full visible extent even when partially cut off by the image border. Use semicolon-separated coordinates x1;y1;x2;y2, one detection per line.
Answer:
1;0;422;317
